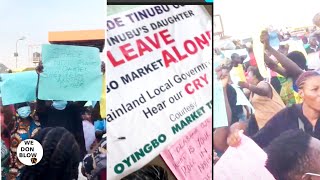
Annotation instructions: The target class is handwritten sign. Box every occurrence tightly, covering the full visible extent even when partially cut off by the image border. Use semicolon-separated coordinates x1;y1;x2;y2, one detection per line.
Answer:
214;133;275;180
107;5;212;179
214;62;228;128
38;44;102;101
161;117;212;180
0;71;38;105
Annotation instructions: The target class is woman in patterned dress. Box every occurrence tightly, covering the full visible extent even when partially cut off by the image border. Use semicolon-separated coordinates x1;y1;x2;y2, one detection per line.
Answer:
7;102;41;180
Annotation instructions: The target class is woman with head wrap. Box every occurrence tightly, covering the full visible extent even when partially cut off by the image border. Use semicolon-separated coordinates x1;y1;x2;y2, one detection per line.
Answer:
228;70;320;149
8;102;41;179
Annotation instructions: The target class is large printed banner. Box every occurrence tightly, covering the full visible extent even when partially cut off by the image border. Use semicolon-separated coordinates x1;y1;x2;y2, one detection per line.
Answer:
106;5;212;179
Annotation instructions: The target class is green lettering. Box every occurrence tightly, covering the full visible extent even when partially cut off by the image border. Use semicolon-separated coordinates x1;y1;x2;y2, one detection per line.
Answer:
144;144;152;153
158;134;166;143
185;116;193;124
172;123;182;134
114;163;125;174
122;156;131;167
190;111;199;121
133;149;145;161
180;119;188;128
151;139;160;148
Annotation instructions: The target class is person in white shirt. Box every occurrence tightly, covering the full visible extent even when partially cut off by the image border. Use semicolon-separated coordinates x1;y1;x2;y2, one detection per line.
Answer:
81;109;96;152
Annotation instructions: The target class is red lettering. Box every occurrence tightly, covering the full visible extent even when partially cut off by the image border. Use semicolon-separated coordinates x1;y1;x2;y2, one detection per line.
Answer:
206;30;212;40
193;79;202;90
107;51;125;67
159;29;175;45
172;46;188;61
200;74;208;84
136;39;153;56
162;50;178;68
195;34;210;49
119;43;138;61
146;34;161;49
184;40;198;55
185;83;194;94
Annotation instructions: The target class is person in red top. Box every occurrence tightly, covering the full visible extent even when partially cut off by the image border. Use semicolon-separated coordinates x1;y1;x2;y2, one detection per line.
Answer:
246;44;257;67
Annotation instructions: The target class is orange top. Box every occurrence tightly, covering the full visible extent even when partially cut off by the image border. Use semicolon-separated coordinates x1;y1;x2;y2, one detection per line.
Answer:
250;81;286;129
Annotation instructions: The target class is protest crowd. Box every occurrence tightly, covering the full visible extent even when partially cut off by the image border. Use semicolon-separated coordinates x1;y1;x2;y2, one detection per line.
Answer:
214;12;320;179
0;50;107;179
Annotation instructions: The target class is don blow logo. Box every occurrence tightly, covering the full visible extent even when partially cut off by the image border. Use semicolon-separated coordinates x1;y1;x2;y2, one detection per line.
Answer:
17;139;43;166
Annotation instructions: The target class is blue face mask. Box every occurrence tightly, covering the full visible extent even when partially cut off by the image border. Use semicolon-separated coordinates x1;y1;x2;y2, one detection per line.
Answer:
52;101;68;110
17;106;31;118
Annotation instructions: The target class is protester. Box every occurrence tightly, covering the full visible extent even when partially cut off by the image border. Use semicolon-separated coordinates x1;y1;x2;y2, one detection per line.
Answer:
81;108;96;153
214;66;245;153
230;53;244;67
228;70;320;149
263;30;308;106
306;36;320;54
35;99;87;160
265;130;320;180
121;165;169;180
35;62;97;160
0;105;10;150
19;127;80;180
82;134;106;180
2;140;9;180
313;12;320;28
238;66;285;129
8;102;41;179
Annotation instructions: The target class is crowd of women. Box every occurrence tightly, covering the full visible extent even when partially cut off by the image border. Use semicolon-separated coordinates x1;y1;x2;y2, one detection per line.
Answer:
214;13;320;180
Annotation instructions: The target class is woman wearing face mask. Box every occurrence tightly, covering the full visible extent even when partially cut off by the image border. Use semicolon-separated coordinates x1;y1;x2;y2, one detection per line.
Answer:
7;102;41;179
36;99;87;160
35;61;105;161
238;66;285;131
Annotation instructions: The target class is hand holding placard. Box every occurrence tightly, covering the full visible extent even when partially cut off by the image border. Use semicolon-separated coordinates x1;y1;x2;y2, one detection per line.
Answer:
215;133;275;180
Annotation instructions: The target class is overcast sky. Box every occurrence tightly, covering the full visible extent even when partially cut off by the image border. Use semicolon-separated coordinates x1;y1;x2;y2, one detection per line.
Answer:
214;0;320;37
0;0;105;69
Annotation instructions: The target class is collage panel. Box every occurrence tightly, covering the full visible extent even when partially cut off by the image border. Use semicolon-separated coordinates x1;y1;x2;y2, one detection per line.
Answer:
106;3;213;180
214;0;320;179
0;0;106;179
